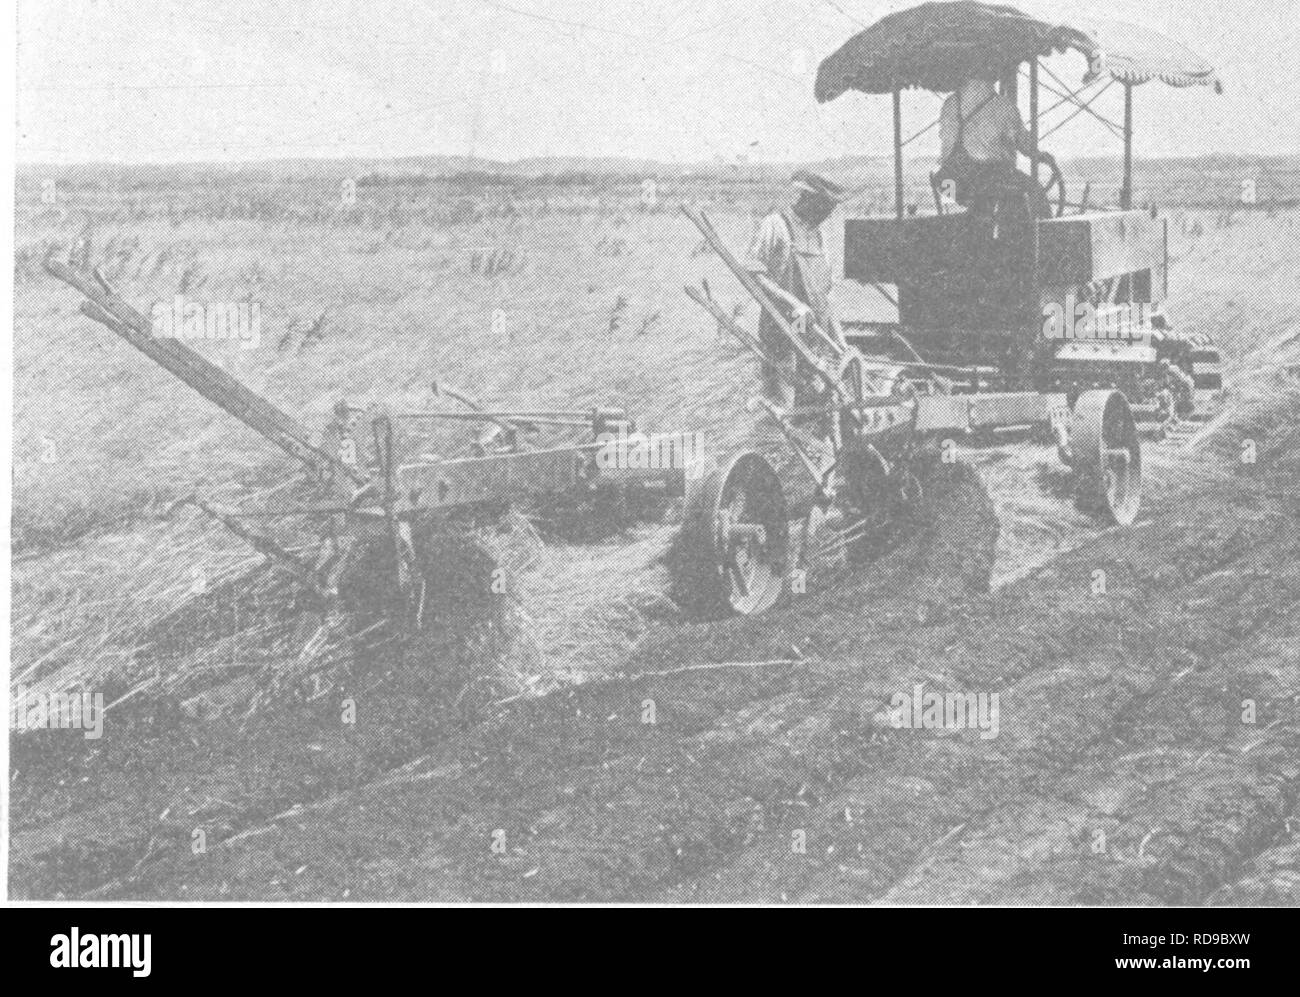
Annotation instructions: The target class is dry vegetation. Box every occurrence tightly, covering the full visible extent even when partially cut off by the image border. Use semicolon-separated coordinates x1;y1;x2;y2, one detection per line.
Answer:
12;156;1298;710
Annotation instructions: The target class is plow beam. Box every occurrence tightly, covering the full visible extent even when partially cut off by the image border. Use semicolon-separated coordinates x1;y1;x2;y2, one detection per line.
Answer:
398;439;687;511
914;392;1069;434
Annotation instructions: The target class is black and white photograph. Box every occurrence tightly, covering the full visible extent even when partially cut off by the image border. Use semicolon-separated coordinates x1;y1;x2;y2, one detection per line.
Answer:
6;0;1299;916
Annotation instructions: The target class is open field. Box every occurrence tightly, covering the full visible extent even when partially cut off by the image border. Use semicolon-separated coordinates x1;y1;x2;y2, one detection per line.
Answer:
10;156;1300;901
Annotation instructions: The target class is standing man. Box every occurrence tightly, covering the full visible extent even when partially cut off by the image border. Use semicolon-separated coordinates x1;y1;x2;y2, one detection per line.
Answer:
747;170;846;406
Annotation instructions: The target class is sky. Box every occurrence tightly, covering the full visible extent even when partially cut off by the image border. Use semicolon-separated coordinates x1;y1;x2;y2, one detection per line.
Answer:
15;0;1300;164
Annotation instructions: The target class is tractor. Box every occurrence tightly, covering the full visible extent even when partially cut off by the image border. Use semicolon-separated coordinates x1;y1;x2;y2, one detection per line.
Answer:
671;2;1223;616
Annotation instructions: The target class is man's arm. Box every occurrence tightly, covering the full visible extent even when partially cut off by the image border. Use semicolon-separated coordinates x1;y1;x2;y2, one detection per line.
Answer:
1008;101;1057;175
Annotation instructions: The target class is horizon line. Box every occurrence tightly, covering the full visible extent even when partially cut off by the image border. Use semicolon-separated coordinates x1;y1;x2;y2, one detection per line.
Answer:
16;150;1300;170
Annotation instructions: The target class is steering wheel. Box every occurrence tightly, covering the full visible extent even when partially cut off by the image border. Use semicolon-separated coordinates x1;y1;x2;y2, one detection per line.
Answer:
1037;154;1066;218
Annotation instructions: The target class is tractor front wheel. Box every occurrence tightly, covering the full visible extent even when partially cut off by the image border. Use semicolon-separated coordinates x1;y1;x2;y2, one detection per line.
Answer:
1070;389;1142;526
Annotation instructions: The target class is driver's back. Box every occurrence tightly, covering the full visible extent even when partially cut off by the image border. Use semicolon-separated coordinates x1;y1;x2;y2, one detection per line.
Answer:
939;80;1025;166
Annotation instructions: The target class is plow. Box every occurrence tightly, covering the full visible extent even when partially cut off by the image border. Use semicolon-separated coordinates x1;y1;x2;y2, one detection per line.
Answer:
43;257;688;669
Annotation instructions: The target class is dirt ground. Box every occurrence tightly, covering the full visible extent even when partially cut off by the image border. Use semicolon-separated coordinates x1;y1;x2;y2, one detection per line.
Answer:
9;205;1300;903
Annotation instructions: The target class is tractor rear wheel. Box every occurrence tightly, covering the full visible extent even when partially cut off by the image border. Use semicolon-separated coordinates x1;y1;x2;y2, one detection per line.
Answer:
1071;389;1142;525
672;451;788;616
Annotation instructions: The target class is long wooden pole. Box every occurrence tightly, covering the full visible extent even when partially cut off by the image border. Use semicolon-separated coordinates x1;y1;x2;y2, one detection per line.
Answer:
1029;59;1039;188
1121;83;1133;209
45;256;366;484
892;88;904;219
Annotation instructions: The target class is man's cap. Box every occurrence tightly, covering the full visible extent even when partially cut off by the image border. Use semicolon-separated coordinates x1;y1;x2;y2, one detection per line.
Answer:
792;170;847;203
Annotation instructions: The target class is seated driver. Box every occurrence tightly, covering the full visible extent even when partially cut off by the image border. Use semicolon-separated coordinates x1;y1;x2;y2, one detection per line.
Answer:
936;76;1057;220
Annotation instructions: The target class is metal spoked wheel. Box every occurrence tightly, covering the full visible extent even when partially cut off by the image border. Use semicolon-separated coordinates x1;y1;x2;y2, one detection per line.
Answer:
675;451;788;616
1071;389;1142;526
1040;155;1066;218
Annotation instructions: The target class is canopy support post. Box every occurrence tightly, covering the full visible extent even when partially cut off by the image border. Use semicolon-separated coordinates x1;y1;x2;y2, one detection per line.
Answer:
1121;82;1133;209
892;88;904;219
1029;59;1039;188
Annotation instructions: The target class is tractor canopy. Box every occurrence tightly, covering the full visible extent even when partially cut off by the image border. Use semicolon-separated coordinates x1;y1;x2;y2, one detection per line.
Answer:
814;1;1222;100
1067;14;1222;93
